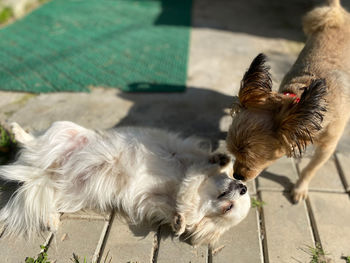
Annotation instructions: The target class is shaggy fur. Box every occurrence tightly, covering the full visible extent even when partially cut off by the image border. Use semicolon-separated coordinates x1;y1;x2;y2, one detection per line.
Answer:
0;121;250;245
227;0;350;203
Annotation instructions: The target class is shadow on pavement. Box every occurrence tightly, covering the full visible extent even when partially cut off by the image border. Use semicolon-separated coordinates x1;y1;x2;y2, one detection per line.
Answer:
115;85;233;151
258;171;296;204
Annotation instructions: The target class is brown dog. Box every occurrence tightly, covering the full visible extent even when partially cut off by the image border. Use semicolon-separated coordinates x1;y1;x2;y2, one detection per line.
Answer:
226;0;350;203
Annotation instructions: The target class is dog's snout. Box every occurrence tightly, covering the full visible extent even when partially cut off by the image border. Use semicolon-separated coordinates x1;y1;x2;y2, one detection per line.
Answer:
233;172;245;181
238;183;247;195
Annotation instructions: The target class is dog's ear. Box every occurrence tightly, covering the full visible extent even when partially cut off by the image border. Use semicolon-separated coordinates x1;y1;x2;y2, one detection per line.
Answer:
275;79;327;157
171;213;186;236
209;153;230;167
238;53;272;109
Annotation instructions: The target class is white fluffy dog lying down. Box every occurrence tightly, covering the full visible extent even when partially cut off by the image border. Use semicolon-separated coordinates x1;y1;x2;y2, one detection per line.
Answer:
0;121;250;245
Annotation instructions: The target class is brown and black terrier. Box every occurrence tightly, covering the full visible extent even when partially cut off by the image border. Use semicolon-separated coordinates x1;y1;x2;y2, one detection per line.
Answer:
227;0;350;203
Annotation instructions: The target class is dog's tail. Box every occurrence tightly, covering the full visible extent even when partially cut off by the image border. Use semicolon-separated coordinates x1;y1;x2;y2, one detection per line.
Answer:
0;165;56;237
303;0;347;35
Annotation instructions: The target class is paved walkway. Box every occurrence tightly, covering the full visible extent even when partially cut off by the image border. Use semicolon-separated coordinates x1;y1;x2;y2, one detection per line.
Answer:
0;0;350;262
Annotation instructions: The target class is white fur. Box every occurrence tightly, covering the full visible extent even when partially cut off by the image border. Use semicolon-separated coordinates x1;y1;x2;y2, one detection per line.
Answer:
0;121;250;245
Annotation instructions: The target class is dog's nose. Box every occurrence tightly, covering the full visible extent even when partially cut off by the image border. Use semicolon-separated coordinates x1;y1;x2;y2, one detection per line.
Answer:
233;172;245;181
238;183;247;195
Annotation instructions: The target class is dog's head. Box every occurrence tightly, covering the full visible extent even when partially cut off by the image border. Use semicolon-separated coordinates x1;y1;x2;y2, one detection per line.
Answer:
226;53;327;181
173;155;250;245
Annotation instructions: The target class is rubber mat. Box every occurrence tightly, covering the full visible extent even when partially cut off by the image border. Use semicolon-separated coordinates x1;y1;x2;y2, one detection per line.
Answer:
0;0;192;92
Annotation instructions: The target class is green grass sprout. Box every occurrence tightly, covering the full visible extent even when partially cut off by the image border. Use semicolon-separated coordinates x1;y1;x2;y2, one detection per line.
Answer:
251;197;266;208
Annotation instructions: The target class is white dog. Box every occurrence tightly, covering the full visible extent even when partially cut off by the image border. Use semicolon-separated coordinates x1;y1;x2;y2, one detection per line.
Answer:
0;121;250;245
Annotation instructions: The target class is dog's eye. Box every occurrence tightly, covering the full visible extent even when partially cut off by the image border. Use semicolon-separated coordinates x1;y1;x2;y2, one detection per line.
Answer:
223;203;234;213
217;191;227;199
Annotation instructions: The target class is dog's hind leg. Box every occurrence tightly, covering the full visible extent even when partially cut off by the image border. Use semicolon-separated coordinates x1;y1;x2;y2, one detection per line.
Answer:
292;120;347;203
11;122;34;144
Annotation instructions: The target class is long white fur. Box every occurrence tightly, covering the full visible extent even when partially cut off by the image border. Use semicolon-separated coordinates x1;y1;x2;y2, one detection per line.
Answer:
0;121;250;245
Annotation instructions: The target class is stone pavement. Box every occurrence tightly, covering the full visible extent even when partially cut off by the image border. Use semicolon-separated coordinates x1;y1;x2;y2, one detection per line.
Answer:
1;0;350;262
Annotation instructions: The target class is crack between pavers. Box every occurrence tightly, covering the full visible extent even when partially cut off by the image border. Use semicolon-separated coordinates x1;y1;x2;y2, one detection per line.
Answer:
95;210;116;263
60;214;110;221
257;190;270;263
151;226;161;263
207;245;213;263
334;153;350;195
259;188;346;194
294;161;323;250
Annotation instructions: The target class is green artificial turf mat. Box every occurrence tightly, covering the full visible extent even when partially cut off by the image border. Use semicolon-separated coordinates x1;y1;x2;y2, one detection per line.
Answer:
0;0;192;92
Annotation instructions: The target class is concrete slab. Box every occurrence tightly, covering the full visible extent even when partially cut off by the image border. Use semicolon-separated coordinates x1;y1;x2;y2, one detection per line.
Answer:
212;208;263;263
0;91;35;108
297;157;345;192
189;0;307;94
309;192;350;263
0;231;50;263
47;219;106;263
3;87;131;131
335;152;350;191
101;217;156;263
257;156;298;192
261;191;314;263
157;226;207;263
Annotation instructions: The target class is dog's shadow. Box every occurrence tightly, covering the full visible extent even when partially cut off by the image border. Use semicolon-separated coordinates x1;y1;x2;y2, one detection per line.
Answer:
128;224;193;247
114;85;233;150
258;170;296;204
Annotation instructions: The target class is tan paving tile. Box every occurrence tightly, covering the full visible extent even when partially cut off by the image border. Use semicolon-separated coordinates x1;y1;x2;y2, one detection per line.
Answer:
261;191;314;263
212;208;263;263
157;226;207;263
297;157;345;192
309;192;350;263
335;152;350;191
47;219;106;262
0;229;50;263
257;156;298;191
247;179;257;195
101;217;156;263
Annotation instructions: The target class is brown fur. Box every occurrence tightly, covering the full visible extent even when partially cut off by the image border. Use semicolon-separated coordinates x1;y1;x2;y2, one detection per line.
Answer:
227;0;350;202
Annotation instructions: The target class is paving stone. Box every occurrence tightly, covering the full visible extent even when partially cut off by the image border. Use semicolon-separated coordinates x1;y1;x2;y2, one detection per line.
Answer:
257;156;298;191
47;219;106;262
0;91;33;108
4;87;132;131
212;208;263;263
309;192;350;263
297;157;345;192
157;226;207;263
0;229;50;263
101;217;156;263
261;191;314;263
337;121;350;154
335;152;350;191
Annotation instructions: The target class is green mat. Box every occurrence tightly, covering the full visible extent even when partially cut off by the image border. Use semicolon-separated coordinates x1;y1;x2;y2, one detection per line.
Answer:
0;0;192;92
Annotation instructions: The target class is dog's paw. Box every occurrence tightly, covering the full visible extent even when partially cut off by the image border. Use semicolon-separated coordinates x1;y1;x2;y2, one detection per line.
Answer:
209;153;230;167
47;213;61;232
291;181;309;203
171;213;186;236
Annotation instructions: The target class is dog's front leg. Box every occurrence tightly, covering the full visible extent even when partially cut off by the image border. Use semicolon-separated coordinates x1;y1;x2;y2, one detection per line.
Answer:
292;123;345;203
